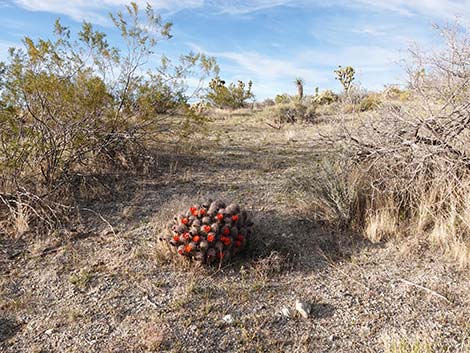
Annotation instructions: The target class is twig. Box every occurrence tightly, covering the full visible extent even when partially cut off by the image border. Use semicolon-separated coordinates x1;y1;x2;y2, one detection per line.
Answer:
81;207;116;236
399;278;452;304
265;122;282;130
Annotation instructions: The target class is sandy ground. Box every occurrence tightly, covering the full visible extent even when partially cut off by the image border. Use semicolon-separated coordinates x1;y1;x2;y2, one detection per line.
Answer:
1;111;469;352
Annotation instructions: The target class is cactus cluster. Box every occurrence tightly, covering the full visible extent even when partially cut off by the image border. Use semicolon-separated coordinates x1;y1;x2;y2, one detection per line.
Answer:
162;200;253;264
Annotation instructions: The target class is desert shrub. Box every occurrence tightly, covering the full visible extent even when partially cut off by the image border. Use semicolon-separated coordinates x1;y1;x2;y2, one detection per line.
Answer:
314;89;338;105
205;77;254;109
0;2;218;236
159;199;253;265
262;98;275;107
359;94;382;111
315;22;470;267
274;93;292;105
267;101;317;124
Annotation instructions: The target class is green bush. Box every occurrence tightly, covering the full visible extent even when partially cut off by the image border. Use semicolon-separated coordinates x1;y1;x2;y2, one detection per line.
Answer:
275;93;291;105
0;2;218;235
314;90;338;105
205;77;254;109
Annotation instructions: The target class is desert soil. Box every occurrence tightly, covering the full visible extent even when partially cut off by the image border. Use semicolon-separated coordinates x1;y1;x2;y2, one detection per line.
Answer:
1;111;469;352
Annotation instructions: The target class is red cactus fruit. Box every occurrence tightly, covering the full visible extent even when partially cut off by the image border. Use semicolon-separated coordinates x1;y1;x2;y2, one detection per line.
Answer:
190;206;197;213
177;245;185;255
202;225;211;233
236;234;244;241
222;227;230;236
183;232;190;240
216;213;224;221
232;214;239;222
173;235;180;242
199;208;207;216
193;235;201;243
181;217;189;225
184;244;192;253
221;236;232;246
207;233;216;243
191;209;199;217
235;240;242;248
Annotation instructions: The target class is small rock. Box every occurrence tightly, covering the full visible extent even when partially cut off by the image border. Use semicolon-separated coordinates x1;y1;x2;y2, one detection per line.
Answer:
295;299;311;319
280;307;291;318
223;314;234;324
45;328;54;335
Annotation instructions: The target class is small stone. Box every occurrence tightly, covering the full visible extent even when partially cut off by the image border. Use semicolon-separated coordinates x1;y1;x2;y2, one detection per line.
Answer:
223;314;234;324
295;299;311;319
45;328;54;335
280;307;291;318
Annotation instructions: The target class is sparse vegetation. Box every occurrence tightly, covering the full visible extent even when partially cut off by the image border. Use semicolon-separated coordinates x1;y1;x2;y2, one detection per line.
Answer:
205;77;254;109
0;2;217;236
1;4;470;353
312;23;470;267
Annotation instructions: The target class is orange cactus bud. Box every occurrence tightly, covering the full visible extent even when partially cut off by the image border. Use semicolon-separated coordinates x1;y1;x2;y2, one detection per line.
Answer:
193;235;201;243
216;213;224;221
173;235;180;242
191;209;199;217
232;214;239;222
184;244;192;253
202;225;211;233
183;232;190;240
181;217;189;225
190;206;197;213
207;233;215;242
199;209;207;216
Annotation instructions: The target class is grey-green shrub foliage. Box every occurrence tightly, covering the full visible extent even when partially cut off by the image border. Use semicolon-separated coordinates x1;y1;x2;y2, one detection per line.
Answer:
205;77;254;109
0;2;218;231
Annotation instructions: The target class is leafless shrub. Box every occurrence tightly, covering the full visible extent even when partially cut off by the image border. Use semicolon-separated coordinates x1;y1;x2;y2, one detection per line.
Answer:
317;22;470;266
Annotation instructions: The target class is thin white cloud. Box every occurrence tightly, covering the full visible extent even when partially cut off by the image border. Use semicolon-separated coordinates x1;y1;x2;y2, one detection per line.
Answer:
12;0;470;22
13;0;204;23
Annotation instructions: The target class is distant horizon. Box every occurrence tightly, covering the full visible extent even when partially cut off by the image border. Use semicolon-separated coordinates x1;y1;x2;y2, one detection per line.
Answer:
0;0;466;99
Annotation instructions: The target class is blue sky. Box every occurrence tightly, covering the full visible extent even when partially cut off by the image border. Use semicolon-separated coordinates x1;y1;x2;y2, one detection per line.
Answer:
0;0;468;99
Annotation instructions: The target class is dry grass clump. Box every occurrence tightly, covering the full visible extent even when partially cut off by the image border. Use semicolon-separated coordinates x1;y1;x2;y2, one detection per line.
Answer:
302;22;470;268
382;333;470;353
265;101;317;125
294;158;470;268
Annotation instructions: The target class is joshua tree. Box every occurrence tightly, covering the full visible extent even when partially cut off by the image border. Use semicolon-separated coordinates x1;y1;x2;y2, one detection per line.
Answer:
295;77;304;101
334;65;355;94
